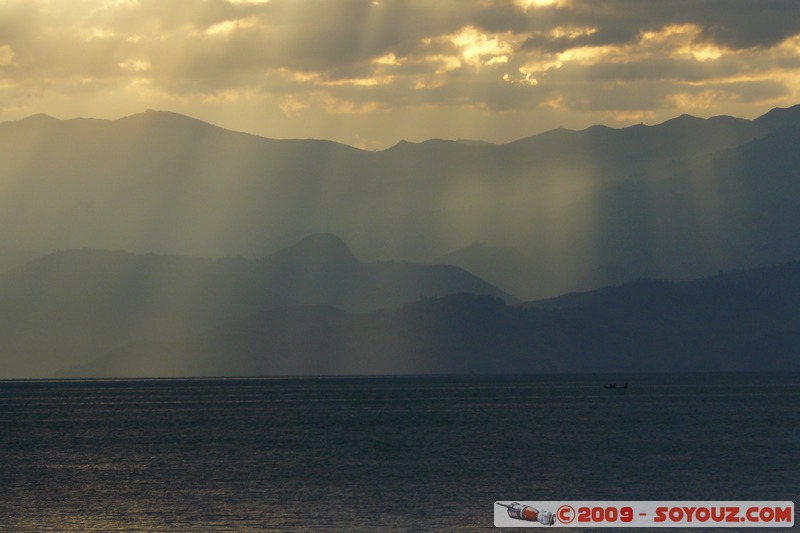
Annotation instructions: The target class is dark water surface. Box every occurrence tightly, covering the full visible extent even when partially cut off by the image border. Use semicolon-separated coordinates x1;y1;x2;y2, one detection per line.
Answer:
1;373;798;531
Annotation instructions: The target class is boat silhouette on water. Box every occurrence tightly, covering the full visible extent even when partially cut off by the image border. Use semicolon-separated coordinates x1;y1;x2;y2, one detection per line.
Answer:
604;383;628;389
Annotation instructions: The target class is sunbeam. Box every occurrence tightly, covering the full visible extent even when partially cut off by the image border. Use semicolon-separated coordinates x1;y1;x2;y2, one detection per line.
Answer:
1;4;799;530
1;0;799;375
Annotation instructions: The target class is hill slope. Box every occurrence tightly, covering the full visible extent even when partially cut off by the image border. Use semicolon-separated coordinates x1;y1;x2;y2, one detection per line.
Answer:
435;243;558;300
68;262;800;378
0;234;513;377
3;105;800;297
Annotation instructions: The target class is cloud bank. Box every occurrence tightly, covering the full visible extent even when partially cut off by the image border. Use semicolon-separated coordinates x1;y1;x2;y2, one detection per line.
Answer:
1;0;799;146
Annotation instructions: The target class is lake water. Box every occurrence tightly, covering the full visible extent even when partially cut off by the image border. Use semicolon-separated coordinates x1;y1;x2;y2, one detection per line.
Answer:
1;373;797;531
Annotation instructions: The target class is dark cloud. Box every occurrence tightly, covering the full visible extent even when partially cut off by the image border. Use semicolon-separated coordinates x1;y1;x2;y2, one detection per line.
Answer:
520;27;639;54
513;0;800;52
660;0;800;49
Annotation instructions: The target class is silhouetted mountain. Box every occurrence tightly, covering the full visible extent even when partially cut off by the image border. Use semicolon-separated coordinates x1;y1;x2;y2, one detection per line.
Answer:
522;263;800;370
435;242;556;300
2;105;800;295
0;109;365;257
266;233;359;267
0;234;513;377
68;262;800;378
562;125;800;279
752;103;800;131
252;233;514;311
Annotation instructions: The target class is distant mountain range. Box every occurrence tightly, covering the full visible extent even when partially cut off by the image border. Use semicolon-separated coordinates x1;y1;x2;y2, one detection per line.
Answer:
3;105;800;297
434;243;556;301
2;232;798;378
67;260;800;378
0;234;511;378
2;105;800;378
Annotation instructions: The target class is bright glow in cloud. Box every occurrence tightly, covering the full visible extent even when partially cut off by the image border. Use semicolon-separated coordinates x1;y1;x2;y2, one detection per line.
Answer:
558;45;626;65
552;26;598;39
516;0;563;9
280;95;309;117
450;26;513;68
373;53;402;67
205;17;259;36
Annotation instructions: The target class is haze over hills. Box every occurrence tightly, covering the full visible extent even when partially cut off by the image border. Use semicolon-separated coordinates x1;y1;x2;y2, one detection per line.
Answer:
0;234;512;378
2;105;800;377
2;105;800;297
67;261;800;378
434;243;557;301
250;233;514;311
0;249;283;378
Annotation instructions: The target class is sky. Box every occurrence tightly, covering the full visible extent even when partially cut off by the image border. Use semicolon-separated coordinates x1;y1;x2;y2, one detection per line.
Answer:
1;0;800;149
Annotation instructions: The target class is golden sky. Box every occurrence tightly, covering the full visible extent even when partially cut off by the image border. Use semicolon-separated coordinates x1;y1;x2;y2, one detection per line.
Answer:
1;0;799;148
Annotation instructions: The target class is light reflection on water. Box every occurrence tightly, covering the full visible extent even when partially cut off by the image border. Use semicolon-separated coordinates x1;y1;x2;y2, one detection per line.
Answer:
1;373;798;531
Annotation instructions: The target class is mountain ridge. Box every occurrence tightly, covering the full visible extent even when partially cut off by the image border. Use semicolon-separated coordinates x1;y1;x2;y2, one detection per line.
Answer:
8;103;798;150
66;260;800;378
2;104;799;295
0;234;514;378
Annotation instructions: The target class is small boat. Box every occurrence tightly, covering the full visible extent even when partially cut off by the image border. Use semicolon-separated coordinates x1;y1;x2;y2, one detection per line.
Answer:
604;383;628;389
